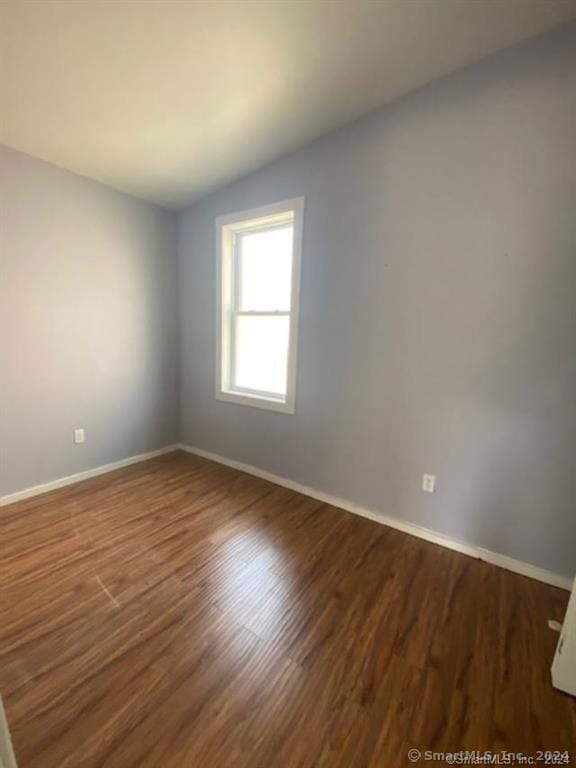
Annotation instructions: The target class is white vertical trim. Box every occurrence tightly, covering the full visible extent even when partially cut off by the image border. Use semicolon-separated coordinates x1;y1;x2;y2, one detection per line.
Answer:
552;578;576;695
286;196;304;413
0;697;18;768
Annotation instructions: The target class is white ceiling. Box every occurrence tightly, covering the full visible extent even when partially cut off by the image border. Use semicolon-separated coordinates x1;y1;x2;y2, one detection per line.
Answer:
2;0;575;210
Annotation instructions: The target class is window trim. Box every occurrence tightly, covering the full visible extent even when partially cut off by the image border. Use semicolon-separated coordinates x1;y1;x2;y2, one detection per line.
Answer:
215;197;304;414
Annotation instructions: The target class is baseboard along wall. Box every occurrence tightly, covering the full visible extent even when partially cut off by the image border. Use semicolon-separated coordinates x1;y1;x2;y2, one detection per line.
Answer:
0;441;570;591
178;443;572;592
0;445;179;508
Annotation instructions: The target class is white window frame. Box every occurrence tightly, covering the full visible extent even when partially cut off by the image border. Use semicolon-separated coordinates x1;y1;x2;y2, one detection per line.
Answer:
215;197;304;414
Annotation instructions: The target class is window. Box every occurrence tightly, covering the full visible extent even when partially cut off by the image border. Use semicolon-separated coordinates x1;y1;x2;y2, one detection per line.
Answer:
216;198;304;413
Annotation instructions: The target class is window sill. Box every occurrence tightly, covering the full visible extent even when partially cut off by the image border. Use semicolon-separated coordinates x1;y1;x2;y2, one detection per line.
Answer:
216;389;295;414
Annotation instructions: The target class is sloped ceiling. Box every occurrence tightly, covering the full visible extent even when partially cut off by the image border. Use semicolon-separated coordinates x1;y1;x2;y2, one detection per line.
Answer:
1;0;575;209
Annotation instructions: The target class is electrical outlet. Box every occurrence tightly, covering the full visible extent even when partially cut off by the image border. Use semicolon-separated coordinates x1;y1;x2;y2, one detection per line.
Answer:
73;428;85;445
422;473;436;493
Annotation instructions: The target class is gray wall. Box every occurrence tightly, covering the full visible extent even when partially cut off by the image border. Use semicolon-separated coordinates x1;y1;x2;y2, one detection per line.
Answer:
178;24;576;578
0;147;178;497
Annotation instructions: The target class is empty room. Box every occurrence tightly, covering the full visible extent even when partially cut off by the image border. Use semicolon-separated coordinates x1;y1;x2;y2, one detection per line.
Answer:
1;1;576;766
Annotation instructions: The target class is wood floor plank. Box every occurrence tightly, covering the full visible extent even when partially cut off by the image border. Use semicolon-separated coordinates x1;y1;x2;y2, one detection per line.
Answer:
1;451;574;767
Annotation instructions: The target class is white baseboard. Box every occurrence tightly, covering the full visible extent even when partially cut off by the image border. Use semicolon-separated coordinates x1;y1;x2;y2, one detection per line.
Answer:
179;443;572;592
2;441;569;591
0;445;179;508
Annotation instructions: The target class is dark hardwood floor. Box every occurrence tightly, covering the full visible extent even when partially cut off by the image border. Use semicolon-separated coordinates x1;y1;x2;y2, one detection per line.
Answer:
1;451;574;767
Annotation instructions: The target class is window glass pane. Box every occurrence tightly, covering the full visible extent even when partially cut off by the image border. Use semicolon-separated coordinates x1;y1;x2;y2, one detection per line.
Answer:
233;315;290;396
238;225;293;311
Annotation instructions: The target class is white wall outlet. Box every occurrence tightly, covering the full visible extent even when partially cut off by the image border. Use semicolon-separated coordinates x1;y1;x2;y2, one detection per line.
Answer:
73;428;85;445
422;473;436;493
